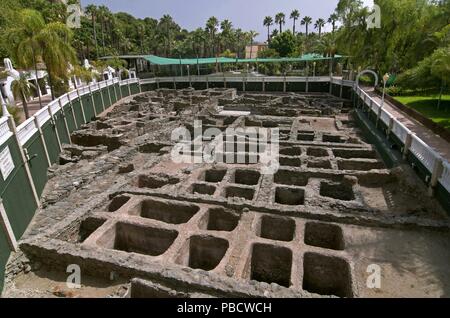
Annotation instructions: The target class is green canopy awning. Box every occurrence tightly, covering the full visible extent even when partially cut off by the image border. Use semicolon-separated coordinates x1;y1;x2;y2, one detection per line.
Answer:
143;54;345;66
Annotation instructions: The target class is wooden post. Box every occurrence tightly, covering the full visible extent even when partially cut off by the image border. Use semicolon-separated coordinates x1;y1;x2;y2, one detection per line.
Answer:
428;158;444;196
403;133;413;159
58;99;72;144
98;83;106;111
113;80;118;102
67;93;78;129
47;106;62;152
88;86;98;116
33;116;51;167
7;116;40;207
76;88;87;124
106;80;113;107
0;199;18;252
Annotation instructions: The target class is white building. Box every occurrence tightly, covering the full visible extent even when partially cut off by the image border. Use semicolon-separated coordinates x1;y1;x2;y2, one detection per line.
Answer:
0;58;49;105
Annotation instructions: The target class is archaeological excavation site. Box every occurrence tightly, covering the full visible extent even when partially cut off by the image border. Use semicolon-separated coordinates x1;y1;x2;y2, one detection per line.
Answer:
2;87;450;298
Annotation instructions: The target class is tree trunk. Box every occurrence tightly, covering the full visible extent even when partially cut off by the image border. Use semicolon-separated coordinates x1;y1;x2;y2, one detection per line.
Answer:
48;72;55;100
21;92;30;119
267;26;270;43
31;51;43;108
93;15;98;58
293;19;296;34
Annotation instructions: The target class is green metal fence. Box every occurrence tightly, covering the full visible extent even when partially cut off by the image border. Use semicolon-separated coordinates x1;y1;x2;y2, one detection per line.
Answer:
0;77;139;292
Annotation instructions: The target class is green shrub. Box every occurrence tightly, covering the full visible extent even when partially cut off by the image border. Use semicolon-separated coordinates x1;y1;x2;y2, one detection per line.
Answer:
0;105;21;124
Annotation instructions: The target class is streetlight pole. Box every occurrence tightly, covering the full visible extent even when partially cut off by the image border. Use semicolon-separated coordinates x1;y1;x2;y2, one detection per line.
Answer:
377;73;390;126
381;73;389;109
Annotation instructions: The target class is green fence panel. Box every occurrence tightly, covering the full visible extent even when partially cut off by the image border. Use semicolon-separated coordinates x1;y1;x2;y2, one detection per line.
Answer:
226;81;241;91
41;121;60;164
63;104;77;133
24;134;49;196
0;229;10;291
286;82;306;92
332;83;340;96
121;85;130;96
192;82;207;90
92;91;103;114
53;110;70;145
309;82;329;92
266;82;283;92
71;100;85;127
245;82;262;92
81;95;96;122
100;89;111;108
435;183;450;214
343;86;352;99
0;138;37;238
109;86;118;104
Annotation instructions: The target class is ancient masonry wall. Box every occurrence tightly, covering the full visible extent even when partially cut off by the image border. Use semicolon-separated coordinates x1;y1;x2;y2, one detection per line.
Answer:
0;76;449;294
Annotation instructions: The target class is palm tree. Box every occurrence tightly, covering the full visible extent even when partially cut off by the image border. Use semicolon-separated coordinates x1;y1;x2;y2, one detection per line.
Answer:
248;30;259;59
37;22;77;99
85;5;99;58
301;16;312;36
220;20;233;53
206;16;219;56
11;73;35;119
271;29;279;39
290;10;300;35
328;13;339;33
263;16;273;43
7;9;45;108
97;6;111;56
275;13;286;33
160;15;175;56
315;18;326;37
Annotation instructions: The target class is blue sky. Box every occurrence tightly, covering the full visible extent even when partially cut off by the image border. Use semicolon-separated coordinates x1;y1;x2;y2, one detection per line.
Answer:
81;0;373;42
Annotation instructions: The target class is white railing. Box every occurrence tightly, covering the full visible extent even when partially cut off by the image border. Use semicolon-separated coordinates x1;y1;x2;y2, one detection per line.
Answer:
410;135;441;172
16;117;38;146
48;99;61;114
391;121;410;144
439;161;450;193
14;78;124;141
380;108;391;125
0;116;13;144
34;107;51;127
354;82;449;185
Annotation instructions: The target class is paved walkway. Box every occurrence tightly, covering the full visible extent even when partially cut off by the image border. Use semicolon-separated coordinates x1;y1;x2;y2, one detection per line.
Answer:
16;94;53;123
364;87;450;162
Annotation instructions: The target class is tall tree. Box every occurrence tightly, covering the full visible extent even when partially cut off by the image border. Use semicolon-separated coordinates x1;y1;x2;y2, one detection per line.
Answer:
85;5;99;58
290;10;300;35
301;16;312;36
7;9;45;108
206;16;219;56
328;13;339;33
263;16;273;43
248;30;259;59
275;13;286;33
11;73;35;119
314;18;326;37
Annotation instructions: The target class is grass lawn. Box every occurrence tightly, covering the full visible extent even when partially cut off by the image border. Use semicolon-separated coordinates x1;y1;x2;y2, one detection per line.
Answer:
394;95;450;130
